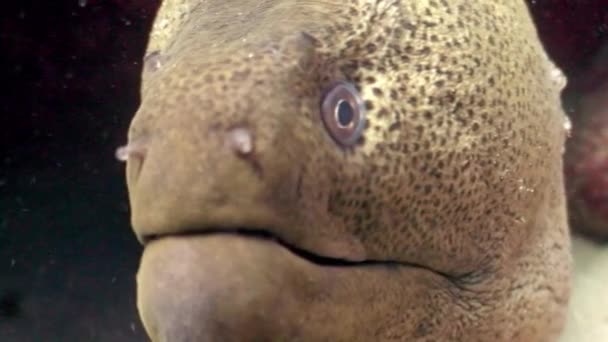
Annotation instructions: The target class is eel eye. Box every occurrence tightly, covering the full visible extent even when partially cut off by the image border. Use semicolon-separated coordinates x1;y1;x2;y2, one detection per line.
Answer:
320;81;366;147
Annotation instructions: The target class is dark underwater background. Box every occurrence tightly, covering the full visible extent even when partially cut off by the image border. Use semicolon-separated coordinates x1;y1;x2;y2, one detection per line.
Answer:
1;0;607;341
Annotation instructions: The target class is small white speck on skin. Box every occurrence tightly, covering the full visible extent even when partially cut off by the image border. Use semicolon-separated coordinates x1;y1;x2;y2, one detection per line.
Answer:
546;56;567;91
227;127;253;155
517;178;535;193
150;58;163;72
564;115;573;138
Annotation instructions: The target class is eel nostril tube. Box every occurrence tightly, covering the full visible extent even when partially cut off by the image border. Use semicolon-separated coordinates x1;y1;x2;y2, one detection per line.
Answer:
115;141;147;162
227;127;254;156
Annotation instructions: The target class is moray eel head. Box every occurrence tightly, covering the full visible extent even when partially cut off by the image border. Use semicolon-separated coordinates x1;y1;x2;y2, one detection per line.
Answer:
121;1;572;341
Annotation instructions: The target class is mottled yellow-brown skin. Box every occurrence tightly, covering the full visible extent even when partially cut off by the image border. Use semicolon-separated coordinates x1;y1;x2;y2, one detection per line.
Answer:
123;0;572;341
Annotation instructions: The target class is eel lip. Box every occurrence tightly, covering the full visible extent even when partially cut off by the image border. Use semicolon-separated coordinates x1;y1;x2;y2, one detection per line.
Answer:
143;228;463;282
140;226;465;283
143;227;368;267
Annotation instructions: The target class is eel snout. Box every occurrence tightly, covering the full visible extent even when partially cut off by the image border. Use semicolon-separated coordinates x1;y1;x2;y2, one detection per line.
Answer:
136;235;315;342
136;234;451;342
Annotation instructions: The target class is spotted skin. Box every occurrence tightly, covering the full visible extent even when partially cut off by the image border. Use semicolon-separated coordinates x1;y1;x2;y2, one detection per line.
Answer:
122;0;572;341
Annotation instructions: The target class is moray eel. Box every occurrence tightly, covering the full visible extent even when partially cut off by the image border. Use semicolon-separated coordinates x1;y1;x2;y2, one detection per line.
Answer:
118;0;572;341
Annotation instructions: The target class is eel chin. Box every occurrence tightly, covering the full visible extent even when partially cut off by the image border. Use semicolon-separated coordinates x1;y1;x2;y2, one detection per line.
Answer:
136;233;450;342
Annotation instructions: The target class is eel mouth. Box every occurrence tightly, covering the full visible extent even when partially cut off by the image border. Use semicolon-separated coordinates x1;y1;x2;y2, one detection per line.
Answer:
142;227;459;278
145;228;365;266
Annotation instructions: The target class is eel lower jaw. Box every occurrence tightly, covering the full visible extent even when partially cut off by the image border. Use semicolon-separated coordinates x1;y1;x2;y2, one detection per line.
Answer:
135;232;463;341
